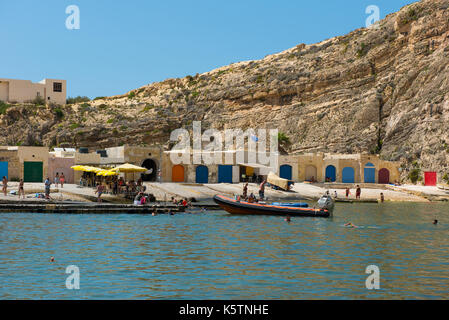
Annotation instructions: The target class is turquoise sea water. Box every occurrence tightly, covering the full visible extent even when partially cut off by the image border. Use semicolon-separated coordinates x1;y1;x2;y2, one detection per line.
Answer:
1;202;448;299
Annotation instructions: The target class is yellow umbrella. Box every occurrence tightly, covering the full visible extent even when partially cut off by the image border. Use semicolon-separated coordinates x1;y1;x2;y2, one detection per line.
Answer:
97;170;118;176
71;165;86;171
110;163;147;173
83;166;103;173
103;170;119;176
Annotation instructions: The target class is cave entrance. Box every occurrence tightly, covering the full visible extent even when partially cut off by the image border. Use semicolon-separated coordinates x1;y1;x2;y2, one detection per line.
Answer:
141;159;157;182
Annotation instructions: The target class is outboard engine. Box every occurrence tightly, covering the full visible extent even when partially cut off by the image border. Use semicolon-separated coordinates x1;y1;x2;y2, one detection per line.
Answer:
317;192;335;215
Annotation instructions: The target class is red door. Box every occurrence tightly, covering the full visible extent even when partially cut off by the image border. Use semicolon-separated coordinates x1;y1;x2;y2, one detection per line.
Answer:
378;168;390;184
424;172;437;186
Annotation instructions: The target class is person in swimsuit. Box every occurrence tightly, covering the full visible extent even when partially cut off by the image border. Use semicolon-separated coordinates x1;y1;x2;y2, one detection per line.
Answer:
18;179;25;199
2;176;7;196
243;182;248;200
344;222;358;228
59;173;65;188
54;173;60;188
95;183;105;202
259;180;267;200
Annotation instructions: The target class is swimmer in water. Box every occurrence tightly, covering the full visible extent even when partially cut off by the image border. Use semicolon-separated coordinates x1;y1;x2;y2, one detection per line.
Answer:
50;256;55;262
433;219;438;225
344;222;358;228
285;215;291;223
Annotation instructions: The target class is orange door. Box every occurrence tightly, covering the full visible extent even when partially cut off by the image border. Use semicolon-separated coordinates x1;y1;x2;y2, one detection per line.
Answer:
172;165;185;182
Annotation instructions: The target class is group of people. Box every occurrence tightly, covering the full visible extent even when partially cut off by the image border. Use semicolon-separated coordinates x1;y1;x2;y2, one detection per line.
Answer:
344;185;362;199
171;197;192;207
239;180;267;203
53;172;66;188
2;176;27;200
132;188;156;205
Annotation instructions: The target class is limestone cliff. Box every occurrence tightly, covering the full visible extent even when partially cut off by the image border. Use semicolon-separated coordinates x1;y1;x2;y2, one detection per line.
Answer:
1;0;448;179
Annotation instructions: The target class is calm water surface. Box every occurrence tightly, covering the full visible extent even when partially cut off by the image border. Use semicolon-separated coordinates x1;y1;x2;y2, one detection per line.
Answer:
1;202;448;299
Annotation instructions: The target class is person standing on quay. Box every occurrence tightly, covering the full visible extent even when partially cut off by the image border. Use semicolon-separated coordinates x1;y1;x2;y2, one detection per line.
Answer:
54;173;60;188
44;177;51;199
2;176;8;196
59;173;65;188
18;179;25;200
259;180;267;200
345;187;350;198
356;185;361;200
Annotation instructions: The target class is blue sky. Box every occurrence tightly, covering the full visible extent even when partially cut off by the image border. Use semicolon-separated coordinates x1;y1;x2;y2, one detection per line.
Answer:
0;0;415;99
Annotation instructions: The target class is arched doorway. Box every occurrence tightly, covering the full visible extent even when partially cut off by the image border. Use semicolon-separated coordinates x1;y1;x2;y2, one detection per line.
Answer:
305;165;317;182
141;159;157;182
342;167;355;183
172;165;185;182
196;165;209;184
364;162;376;183
378;168;390;184
325;165;336;182
280;165;292;180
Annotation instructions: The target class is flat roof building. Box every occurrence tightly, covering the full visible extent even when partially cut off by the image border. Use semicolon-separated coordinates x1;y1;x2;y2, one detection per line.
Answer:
0;78;66;105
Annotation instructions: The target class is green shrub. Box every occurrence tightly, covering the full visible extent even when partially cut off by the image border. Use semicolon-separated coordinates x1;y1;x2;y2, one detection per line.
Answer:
67;96;90;104
0;100;10;114
98;104;108;109
409;168;421;184
107;118;115;124
128;92;136;99
142;104;155;112
69;123;80;130
443;173;449;183
401;8;419;25
32;96;46;106
93;96;105;101
278;132;291;145
356;43;369;58
54;107;64;119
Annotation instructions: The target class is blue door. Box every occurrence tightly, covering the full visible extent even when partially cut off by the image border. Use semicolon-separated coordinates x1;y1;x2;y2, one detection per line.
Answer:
218;165;233;183
279;165;292;180
364;163;375;183
325;165;336;182
0;162;8;179
196;165;209;184
342;167;355;183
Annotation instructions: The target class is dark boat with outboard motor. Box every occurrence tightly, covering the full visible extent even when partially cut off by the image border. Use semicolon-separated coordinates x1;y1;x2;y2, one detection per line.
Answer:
213;193;334;218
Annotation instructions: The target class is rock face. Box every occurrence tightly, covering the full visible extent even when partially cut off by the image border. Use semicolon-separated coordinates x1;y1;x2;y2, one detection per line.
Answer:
1;0;448;179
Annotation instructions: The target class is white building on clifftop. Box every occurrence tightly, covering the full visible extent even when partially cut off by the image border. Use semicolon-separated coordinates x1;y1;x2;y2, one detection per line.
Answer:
0;78;66;105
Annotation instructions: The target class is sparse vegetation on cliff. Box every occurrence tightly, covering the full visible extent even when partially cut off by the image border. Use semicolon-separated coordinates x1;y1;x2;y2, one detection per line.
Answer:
67;96;90;104
0;101;9;115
